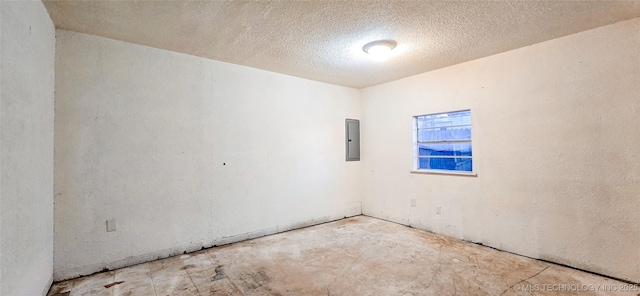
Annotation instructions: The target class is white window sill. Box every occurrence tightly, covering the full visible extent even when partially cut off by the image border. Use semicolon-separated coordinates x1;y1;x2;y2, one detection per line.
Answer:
410;170;477;177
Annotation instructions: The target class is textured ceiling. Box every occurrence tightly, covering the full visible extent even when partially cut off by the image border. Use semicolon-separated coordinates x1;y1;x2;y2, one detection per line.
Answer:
43;1;640;89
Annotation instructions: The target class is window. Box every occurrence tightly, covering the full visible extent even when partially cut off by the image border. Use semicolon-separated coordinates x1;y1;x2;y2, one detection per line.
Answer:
414;110;472;173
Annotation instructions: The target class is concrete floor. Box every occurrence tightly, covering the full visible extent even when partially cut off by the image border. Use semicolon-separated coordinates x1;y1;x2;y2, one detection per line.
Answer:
48;216;638;296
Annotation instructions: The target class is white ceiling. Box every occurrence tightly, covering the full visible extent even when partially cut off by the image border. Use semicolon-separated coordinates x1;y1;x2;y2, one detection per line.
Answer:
43;1;640;89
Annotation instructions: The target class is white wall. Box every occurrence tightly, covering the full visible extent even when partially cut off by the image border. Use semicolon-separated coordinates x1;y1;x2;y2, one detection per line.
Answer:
0;1;55;295
361;18;640;283
54;30;363;281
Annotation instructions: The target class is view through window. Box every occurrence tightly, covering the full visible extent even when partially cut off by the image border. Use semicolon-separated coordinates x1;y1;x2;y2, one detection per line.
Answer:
414;110;472;172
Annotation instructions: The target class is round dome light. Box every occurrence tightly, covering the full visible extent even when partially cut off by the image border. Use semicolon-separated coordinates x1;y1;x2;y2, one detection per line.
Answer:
362;40;397;58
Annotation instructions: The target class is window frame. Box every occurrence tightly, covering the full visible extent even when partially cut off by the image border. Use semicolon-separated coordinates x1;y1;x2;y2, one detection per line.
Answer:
411;109;477;177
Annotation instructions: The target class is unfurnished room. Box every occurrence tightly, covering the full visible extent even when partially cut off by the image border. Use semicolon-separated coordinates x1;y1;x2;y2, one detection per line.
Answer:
1;1;640;295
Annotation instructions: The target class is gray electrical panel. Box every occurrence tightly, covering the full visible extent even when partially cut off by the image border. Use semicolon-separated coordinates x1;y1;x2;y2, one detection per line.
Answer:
346;119;360;161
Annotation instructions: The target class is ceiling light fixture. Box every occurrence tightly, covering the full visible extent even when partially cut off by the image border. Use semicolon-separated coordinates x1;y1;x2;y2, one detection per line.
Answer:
362;40;397;58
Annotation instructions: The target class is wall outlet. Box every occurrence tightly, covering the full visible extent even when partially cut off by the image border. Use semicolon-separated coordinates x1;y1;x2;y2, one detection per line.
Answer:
436;206;442;215
410;199;416;207
106;219;116;232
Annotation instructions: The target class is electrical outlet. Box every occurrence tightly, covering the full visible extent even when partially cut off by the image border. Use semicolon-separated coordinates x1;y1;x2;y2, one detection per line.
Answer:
106;219;116;232
410;199;416;207
436;206;442;215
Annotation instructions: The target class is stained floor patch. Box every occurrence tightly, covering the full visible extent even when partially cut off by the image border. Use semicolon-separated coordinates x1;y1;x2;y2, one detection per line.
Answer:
104;281;125;288
211;266;226;281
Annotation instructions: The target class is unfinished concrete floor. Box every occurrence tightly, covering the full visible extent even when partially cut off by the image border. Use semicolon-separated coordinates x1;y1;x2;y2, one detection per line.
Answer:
48;216;638;296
